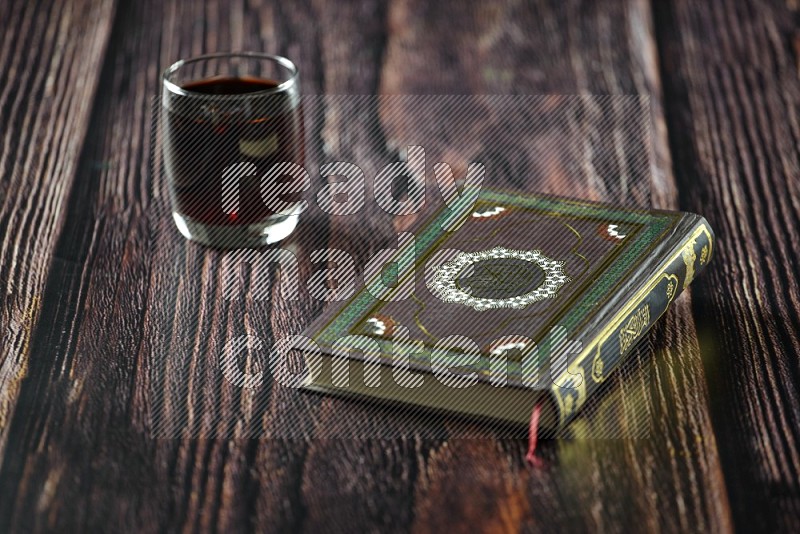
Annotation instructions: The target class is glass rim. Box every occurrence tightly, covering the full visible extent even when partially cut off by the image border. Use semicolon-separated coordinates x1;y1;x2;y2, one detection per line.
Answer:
162;52;298;99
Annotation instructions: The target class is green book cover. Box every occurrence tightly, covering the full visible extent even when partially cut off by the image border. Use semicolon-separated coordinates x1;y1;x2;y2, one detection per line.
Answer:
298;189;714;432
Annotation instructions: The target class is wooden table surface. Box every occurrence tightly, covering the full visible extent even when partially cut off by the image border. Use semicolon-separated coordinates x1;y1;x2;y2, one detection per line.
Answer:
1;0;798;532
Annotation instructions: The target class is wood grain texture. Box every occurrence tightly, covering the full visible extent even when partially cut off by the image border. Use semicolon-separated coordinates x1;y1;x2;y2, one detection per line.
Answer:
655;0;800;530
0;0;117;460
0;0;794;531
0;0;322;531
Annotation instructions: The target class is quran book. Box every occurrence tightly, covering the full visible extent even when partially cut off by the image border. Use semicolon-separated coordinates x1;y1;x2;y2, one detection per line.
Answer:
298;189;714;432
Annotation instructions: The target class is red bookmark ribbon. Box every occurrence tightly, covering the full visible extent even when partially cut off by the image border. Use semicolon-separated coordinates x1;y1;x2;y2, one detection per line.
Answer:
525;403;543;467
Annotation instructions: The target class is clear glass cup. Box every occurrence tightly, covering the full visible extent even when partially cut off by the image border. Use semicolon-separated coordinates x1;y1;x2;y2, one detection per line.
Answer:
161;52;304;248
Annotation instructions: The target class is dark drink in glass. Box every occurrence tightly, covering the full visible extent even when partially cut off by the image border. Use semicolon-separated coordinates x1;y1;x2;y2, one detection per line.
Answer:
162;53;303;247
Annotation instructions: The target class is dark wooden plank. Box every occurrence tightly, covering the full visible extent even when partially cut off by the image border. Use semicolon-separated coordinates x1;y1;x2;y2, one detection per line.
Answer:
655;0;800;530
0;0;116;459
0;0;744;533
0;0;326;530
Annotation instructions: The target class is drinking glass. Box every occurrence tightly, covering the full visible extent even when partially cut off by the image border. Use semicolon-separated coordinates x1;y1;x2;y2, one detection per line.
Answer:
161;52;304;247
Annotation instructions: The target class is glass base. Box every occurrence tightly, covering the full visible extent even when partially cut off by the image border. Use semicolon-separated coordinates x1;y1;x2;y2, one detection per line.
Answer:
172;209;300;248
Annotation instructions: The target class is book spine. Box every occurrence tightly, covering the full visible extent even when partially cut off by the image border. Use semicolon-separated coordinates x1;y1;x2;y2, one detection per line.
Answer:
549;216;715;427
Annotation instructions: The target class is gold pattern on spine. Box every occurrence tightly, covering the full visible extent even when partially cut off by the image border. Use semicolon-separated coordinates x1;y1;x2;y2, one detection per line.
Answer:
551;224;711;426
666;278;677;301
555;360;586;419
591;349;606;383
700;244;709;265
682;237;698;289
618;304;651;355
